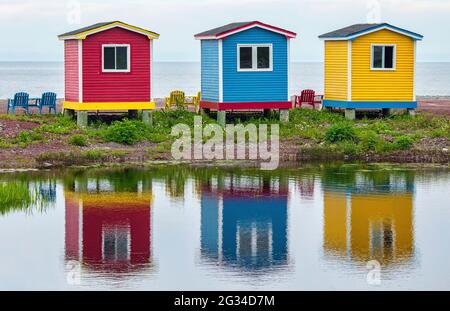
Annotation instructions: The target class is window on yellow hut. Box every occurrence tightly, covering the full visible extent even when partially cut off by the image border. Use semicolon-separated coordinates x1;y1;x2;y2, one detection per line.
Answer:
371;45;396;70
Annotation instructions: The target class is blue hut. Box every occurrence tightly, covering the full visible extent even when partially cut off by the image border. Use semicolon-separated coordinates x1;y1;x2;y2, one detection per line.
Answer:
195;21;297;124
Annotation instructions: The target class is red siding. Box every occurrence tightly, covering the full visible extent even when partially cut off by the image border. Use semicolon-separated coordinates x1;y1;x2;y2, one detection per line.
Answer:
82;28;151;103
65;196;79;260
64;40;79;102
82;204;151;268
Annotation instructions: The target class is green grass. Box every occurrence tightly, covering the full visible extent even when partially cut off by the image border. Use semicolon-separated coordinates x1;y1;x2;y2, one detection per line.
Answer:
69;134;88;146
325;122;357;143
0;182;34;215
1;108;448;163
394;135;415;150
102;119;151;145
36;115;77;134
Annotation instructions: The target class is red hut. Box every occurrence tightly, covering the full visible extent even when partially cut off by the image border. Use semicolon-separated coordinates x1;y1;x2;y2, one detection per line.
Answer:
58;21;159;126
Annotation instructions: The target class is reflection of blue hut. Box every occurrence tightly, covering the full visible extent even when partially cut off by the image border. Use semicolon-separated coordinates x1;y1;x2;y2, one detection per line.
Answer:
201;185;288;271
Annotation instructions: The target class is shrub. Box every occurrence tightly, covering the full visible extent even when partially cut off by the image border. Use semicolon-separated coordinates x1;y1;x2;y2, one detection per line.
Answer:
325;122;357;143
357;130;394;153
69;134;88;146
394;135;414;150
103;119;150;145
16;131;43;144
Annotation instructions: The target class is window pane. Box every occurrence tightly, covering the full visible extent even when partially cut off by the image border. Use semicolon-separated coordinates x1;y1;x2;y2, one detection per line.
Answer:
239;47;253;69
116;47;128;70
373;46;383;68
384;46;394;69
104;47;116;70
257;47;270;69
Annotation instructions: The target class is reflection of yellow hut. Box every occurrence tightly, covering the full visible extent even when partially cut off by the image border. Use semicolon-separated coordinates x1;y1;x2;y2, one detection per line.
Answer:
324;192;414;265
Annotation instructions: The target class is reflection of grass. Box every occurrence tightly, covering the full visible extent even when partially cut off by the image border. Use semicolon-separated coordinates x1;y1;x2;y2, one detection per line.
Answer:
0;181;55;215
0;182;34;215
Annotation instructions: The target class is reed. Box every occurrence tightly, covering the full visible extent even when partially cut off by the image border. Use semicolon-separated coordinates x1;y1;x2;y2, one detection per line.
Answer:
0;182;34;215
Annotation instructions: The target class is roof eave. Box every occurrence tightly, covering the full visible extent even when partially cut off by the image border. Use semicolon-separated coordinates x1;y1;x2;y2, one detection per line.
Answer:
194;22;297;40
58;22;160;41
318;24;423;41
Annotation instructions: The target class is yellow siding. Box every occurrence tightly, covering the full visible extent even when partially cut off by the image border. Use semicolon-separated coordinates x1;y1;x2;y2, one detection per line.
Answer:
323;193;347;255
324;41;348;101
350;194;414;263
351;29;415;101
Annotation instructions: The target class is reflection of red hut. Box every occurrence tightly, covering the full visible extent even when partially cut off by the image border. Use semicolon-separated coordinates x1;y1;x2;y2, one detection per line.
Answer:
65;192;152;274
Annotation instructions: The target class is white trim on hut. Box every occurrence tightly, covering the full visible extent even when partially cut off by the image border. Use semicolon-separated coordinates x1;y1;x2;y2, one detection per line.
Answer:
78;40;83;103
218;39;223;102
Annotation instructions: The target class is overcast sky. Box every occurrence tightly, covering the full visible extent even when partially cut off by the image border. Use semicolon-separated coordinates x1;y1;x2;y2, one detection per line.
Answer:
0;0;449;62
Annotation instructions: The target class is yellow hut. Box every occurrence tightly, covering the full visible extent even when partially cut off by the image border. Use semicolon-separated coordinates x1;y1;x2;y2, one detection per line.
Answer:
319;23;423;119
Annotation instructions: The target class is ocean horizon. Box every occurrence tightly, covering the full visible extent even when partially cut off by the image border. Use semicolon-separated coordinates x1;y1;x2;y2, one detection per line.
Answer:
1;61;450;99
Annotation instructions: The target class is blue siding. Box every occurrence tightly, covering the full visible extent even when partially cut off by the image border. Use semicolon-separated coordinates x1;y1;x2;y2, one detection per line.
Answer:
222;28;288;103
201;40;219;102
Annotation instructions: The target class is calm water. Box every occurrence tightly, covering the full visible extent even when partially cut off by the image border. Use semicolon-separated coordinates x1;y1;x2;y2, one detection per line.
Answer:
1;62;450;99
0;164;449;291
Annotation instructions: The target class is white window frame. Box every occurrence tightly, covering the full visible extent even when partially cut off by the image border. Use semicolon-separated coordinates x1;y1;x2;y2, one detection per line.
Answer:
370;44;396;71
237;44;273;72
102;44;131;73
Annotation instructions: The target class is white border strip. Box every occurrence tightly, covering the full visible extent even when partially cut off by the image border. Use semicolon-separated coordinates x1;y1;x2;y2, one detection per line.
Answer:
78;40;83;103
347;40;352;101
236;44;273;72
101;44;131;73
370;44;397;71
218;39;223;102
288;39;291;101
150;39;154;101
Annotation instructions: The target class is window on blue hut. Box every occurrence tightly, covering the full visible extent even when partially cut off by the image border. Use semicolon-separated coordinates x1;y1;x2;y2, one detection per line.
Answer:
257;47;270;69
238;44;273;72
240;47;253;69
371;45;396;70
102;44;130;72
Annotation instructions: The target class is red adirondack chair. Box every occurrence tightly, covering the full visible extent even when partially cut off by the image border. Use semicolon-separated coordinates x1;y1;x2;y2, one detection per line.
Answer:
294;90;322;110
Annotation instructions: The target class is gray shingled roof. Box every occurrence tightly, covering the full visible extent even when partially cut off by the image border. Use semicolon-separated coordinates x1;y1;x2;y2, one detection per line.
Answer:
195;22;257;37
58;22;117;38
319;23;423;39
58;21;159;38
319;24;383;38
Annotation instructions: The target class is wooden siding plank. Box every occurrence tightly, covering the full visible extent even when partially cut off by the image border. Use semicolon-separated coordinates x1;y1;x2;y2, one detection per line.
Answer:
82;27;151;103
201;40;220;102
324;41;348;101
222;27;288;103
65;40;79;102
351;29;415;101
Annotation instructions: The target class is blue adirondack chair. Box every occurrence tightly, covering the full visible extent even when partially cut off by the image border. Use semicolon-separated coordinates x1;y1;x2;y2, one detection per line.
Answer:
7;92;30;115
35;92;57;114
